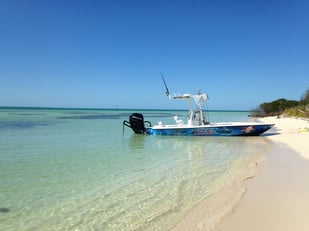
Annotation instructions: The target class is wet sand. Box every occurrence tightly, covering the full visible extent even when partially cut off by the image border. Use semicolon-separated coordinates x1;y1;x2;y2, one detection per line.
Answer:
172;116;309;231
217;116;309;231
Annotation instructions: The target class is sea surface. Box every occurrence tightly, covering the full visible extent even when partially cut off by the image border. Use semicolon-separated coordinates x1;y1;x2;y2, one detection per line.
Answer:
0;108;271;230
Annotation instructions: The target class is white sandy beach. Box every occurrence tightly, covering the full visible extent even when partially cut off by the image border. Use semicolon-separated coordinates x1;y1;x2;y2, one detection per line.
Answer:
173;116;309;231
260;116;309;160
217;116;309;231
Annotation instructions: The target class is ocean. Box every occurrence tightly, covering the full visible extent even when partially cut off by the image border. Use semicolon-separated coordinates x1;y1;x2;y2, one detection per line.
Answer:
0;108;271;230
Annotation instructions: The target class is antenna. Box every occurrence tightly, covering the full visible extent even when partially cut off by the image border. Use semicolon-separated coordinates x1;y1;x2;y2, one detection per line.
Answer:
160;72;170;98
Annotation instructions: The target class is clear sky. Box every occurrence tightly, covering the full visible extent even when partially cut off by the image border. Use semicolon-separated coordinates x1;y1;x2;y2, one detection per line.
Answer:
1;0;308;110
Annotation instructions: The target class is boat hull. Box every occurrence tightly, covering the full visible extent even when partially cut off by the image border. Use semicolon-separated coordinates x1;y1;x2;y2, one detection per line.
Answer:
146;123;274;136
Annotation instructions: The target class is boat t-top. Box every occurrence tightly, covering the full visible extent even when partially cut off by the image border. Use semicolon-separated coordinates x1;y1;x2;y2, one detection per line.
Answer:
123;75;274;136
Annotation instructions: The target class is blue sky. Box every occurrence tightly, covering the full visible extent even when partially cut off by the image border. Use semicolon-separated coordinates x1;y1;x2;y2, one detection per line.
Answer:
1;0;308;110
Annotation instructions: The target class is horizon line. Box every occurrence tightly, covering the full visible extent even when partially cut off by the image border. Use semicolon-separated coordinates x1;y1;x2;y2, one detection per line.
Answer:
0;106;250;112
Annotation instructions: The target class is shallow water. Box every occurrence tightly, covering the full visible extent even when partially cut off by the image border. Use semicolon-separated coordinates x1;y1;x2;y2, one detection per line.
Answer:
0;108;269;230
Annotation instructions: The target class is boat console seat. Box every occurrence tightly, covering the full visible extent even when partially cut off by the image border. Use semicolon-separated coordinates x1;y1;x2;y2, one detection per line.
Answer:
173;115;184;126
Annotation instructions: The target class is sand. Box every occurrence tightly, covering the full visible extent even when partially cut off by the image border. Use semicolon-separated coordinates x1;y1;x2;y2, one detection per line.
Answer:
216;116;309;231
260;116;309;160
173;116;309;231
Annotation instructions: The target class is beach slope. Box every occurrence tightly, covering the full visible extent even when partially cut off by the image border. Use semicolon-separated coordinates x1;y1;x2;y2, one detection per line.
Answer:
217;116;309;231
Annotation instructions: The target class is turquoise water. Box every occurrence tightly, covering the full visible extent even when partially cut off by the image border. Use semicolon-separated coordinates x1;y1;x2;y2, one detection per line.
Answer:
0;108;269;230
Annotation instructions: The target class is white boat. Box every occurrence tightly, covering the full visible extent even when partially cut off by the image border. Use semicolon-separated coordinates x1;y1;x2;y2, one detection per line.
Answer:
123;76;274;136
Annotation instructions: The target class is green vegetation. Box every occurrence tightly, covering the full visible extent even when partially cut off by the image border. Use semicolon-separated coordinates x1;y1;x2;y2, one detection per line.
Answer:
251;87;309;118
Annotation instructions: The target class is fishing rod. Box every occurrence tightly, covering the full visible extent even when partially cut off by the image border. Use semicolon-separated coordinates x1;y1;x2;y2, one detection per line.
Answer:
160;72;170;98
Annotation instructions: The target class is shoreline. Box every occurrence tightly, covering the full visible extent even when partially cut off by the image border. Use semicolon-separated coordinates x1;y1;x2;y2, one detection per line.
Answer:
171;130;271;230
173;116;309;231
171;152;265;231
217;116;309;231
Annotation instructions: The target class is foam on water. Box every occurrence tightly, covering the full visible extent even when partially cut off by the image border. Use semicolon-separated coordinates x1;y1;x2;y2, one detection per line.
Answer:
0;108;270;230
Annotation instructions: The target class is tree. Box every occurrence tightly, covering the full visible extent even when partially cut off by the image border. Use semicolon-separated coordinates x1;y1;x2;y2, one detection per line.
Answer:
300;88;309;105
253;87;309;117
260;98;299;115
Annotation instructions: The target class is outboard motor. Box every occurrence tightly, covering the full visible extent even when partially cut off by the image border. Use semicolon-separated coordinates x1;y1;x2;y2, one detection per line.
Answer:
123;113;152;134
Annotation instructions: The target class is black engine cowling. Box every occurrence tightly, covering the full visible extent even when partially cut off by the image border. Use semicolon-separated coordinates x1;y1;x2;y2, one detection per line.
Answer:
123;113;152;134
